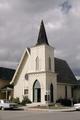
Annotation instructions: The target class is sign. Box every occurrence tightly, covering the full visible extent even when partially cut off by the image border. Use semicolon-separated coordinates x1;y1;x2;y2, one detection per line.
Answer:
45;95;50;101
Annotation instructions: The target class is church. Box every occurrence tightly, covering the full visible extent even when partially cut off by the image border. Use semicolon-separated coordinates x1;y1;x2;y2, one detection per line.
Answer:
11;21;78;105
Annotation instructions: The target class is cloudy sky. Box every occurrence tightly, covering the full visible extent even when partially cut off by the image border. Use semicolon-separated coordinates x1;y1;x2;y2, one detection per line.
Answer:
0;0;80;77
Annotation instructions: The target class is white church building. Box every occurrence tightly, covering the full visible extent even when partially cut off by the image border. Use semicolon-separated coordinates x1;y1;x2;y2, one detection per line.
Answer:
11;21;78;105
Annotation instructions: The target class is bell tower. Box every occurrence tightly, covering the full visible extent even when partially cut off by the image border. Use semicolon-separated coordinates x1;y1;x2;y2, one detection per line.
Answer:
28;20;57;104
35;20;55;73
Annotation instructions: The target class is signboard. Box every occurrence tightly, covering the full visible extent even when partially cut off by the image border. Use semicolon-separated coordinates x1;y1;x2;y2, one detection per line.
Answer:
45;95;50;101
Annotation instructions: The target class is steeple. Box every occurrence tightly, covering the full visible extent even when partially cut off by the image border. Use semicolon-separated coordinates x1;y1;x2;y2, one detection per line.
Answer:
36;20;49;46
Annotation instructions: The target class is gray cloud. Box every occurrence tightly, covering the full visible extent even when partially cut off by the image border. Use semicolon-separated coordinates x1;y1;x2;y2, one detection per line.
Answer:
0;0;80;76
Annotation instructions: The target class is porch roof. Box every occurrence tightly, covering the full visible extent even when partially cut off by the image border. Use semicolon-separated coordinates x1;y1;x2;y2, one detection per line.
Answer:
1;84;13;91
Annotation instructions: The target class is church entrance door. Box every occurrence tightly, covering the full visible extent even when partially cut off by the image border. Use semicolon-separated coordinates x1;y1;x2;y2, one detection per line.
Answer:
33;80;41;102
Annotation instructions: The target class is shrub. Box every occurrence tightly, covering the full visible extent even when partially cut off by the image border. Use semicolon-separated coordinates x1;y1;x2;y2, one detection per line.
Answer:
11;97;20;104
56;98;71;106
21;96;31;106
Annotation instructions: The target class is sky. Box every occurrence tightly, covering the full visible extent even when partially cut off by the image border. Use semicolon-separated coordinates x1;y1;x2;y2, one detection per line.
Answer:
0;0;80;78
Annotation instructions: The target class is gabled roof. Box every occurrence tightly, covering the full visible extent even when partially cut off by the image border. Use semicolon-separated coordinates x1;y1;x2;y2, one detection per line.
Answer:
36;20;49;46
11;48;30;84
0;67;15;81
55;58;77;84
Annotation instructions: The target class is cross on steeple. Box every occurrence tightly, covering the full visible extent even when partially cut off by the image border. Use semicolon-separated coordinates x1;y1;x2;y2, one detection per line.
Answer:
36;20;49;46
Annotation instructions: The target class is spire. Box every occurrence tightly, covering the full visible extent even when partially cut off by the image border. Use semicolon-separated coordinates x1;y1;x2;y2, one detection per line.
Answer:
36;20;49;46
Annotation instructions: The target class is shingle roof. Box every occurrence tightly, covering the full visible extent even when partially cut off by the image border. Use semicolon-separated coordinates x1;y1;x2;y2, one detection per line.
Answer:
0;67;15;81
36;20;49;46
55;58;77;84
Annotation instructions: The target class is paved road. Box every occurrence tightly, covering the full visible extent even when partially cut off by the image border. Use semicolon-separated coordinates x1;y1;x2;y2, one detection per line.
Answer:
0;110;80;120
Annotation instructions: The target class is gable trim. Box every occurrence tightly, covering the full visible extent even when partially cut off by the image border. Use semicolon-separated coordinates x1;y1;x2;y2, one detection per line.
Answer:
10;48;30;84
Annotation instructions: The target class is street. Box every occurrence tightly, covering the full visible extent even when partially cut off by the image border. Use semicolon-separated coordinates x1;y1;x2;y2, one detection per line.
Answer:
0;110;80;120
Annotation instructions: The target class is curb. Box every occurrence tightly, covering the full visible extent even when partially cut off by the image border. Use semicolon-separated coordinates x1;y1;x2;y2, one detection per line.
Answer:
23;107;76;112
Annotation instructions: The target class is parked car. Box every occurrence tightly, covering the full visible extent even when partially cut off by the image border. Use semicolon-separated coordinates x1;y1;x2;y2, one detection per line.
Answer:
0;99;17;110
74;103;80;110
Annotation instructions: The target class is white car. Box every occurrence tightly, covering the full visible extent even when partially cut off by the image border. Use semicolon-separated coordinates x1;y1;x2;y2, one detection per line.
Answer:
74;103;80;110
0;99;17;110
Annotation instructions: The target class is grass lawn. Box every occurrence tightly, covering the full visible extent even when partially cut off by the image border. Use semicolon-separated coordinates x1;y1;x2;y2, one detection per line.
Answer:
30;104;71;109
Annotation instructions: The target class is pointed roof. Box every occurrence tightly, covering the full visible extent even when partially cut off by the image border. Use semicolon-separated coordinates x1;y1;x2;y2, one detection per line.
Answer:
36;20;49;46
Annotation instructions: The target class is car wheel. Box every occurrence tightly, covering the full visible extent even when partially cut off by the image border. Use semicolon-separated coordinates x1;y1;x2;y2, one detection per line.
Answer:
1;107;4;110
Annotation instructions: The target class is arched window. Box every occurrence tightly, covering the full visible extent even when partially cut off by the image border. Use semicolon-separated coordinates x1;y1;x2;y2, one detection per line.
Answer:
49;57;51;70
36;56;39;70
